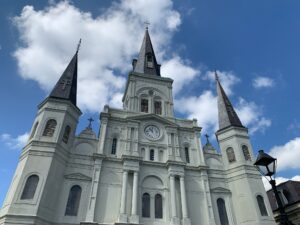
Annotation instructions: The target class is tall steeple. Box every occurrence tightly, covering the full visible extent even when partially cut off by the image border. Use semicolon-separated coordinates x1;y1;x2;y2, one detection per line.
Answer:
49;40;80;106
133;27;161;76
216;71;244;130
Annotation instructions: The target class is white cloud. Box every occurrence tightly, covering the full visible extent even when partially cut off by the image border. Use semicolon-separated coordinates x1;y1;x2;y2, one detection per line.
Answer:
13;0;183;112
0;132;29;150
175;90;217;133
205;70;240;95
161;56;200;95
262;175;300;191
253;76;274;88
175;70;271;135
269;137;300;172
236;98;271;134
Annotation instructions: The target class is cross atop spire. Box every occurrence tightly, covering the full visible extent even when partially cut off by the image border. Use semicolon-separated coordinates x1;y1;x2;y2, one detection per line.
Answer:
87;117;94;129
76;38;81;53
216;71;244;130
133;28;161;76
205;134;210;144
48;42;79;106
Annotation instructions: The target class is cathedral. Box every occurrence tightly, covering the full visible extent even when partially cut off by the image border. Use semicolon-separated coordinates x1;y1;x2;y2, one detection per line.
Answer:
0;28;276;225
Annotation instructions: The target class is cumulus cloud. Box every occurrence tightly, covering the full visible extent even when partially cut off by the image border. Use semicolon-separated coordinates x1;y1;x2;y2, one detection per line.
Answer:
236;98;271;134
13;0;184;112
269;137;300;172
205;70;240;95
262;175;300;191
253;76;274;89
0;132;29;149
175;70;271;134
161;56;200;95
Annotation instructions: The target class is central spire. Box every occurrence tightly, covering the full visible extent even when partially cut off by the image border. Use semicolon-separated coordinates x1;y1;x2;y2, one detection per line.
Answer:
133;28;161;76
216;71;244;130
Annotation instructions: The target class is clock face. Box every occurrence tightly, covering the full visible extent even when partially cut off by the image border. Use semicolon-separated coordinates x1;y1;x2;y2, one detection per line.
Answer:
144;125;160;140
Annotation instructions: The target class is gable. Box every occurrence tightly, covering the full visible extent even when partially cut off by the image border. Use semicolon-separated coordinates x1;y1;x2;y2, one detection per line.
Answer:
127;114;178;127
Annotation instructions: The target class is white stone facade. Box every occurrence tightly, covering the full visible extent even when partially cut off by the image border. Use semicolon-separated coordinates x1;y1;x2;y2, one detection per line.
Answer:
0;53;276;225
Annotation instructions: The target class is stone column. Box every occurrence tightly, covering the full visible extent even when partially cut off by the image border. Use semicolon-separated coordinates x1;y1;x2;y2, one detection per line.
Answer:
170;175;177;218
170;175;180;225
98;118;108;154
119;170;128;222
180;176;191;225
130;171;139;223
85;158;102;223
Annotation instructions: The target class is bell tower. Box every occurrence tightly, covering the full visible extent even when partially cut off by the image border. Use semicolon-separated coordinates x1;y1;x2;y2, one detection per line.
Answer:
215;72;275;225
0;45;82;224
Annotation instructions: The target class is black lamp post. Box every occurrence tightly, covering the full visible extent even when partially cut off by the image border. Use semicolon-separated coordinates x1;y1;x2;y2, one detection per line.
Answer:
254;150;295;225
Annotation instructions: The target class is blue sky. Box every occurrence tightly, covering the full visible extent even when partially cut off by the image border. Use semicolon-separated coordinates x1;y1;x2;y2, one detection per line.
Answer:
1;0;300;205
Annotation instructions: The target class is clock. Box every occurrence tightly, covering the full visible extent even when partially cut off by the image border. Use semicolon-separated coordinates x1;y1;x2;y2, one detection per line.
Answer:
144;125;160;140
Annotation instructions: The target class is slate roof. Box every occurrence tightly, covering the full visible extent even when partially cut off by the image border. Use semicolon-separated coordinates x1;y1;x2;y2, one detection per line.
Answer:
216;73;244;130
133;28;161;76
49;51;78;106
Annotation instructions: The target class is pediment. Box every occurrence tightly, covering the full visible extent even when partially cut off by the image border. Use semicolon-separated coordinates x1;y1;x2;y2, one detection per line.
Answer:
127;114;178;127
211;187;231;194
64;173;92;182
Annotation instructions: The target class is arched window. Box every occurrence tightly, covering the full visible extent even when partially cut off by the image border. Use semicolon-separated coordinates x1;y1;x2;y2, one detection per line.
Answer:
43;119;57;137
226;147;236;163
155;194;163;218
142;193;150;218
21;175;39;200
141;99;149;113
185;147;190;163
30;122;39;139
257;195;268;216
146;53;153;68
154;101;162;115
150;149;155;161
217;198;229;225
111;138;117;155
65;185;82;216
62;125;71;144
242;145;251;161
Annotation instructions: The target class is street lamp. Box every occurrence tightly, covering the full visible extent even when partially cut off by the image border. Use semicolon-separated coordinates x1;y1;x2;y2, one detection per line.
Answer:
254;150;295;225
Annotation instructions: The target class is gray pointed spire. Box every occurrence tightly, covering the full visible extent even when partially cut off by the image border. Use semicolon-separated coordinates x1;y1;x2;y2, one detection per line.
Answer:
216;72;244;130
49;50;78;106
133;28;161;76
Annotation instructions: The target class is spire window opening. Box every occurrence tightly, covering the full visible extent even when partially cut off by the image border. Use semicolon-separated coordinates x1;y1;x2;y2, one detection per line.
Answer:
226;147;236;163
141;99;149;113
62;125;71;144
43;119;57;137
146;53;154;68
150;149;155;161
242;145;251;161
30;122;39;139
154;101;162;115
21;175;39;200
111;138;117;155
185;147;190;163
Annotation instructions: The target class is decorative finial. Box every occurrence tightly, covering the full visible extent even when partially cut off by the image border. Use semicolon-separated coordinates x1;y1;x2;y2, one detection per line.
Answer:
87;117;94;129
144;21;150;30
214;70;219;81
76;38;82;53
205;134;210;144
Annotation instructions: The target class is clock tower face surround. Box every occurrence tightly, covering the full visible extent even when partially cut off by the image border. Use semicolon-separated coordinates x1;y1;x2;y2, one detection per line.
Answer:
144;124;161;140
